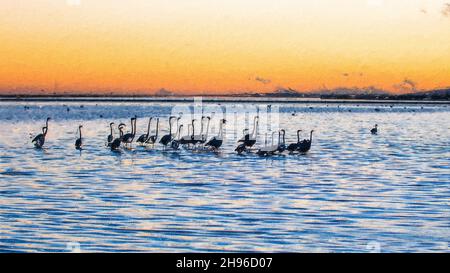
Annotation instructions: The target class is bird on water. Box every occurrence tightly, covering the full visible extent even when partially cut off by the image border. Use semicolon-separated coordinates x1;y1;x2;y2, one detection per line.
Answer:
137;117;153;145
75;125;83;150
205;119;226;151
107;122;114;146
110;123;126;151
297;130;314;153
32;117;50;149
287;130;302;153
371;124;378;135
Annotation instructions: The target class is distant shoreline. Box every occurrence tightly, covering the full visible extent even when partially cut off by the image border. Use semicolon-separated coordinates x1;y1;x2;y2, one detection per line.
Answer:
0;96;449;105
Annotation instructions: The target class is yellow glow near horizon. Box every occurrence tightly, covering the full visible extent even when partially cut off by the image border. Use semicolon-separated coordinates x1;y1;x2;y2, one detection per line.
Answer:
1;0;449;95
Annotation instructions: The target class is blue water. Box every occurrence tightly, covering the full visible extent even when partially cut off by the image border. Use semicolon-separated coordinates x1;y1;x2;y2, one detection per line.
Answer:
0;100;449;252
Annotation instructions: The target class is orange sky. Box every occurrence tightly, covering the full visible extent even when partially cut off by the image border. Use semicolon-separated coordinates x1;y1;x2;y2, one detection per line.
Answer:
1;0;450;95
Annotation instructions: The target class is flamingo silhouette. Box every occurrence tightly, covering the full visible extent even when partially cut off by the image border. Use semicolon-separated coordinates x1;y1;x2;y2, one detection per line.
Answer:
371;124;378;135
205;119;226;151
75;125;83;150
298;130;314;153
107;122;114;146
287;130;302;153
32;117;50;149
137;117;152;144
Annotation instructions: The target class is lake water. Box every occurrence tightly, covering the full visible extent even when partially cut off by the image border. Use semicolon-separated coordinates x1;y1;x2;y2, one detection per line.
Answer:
0;99;449;252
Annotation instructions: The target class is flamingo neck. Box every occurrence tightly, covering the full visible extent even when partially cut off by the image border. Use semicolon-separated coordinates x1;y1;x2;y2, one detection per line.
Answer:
146;118;152;135
175;119;179;135
155;119;159;137
200;118;204;135
44;119;49;136
204;119;210;138
219;121;223;137
177;126;183;139
251;117;257;136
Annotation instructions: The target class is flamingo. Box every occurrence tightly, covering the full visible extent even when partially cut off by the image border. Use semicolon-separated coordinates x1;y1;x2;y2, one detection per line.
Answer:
180;119;195;147
371;124;378;135
75;125;83;150
257;131;279;156
110;124;125;151
276;129;286;153
287;130;302;153
235;116;259;154
298;130;314;153
170;124;184;150
191;116;208;145
235;129;249;154
107;122;114;146
205;119;226;151
137;117;152;144
159;116;177;147
122;116;137;148
32;117;50;149
238;116;259;147
145;118;159;146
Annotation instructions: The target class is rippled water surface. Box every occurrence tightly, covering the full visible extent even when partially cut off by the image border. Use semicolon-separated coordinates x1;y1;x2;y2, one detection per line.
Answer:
0;100;449;252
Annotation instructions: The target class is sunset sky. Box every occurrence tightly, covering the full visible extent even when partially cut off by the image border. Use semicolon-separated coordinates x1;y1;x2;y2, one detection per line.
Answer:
1;0;450;95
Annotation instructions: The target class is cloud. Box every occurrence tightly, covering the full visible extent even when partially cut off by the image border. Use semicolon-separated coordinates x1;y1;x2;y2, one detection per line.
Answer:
255;77;271;84
342;72;363;77
442;3;450;17
403;79;416;89
393;78;417;92
155;88;174;96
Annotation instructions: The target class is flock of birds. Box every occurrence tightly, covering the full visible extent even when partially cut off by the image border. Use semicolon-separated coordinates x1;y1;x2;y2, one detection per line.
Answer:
103;116;227;152
30;116;379;156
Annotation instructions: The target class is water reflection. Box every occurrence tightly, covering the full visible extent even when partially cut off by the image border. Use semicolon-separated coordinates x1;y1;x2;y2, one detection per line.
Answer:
0;102;449;252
